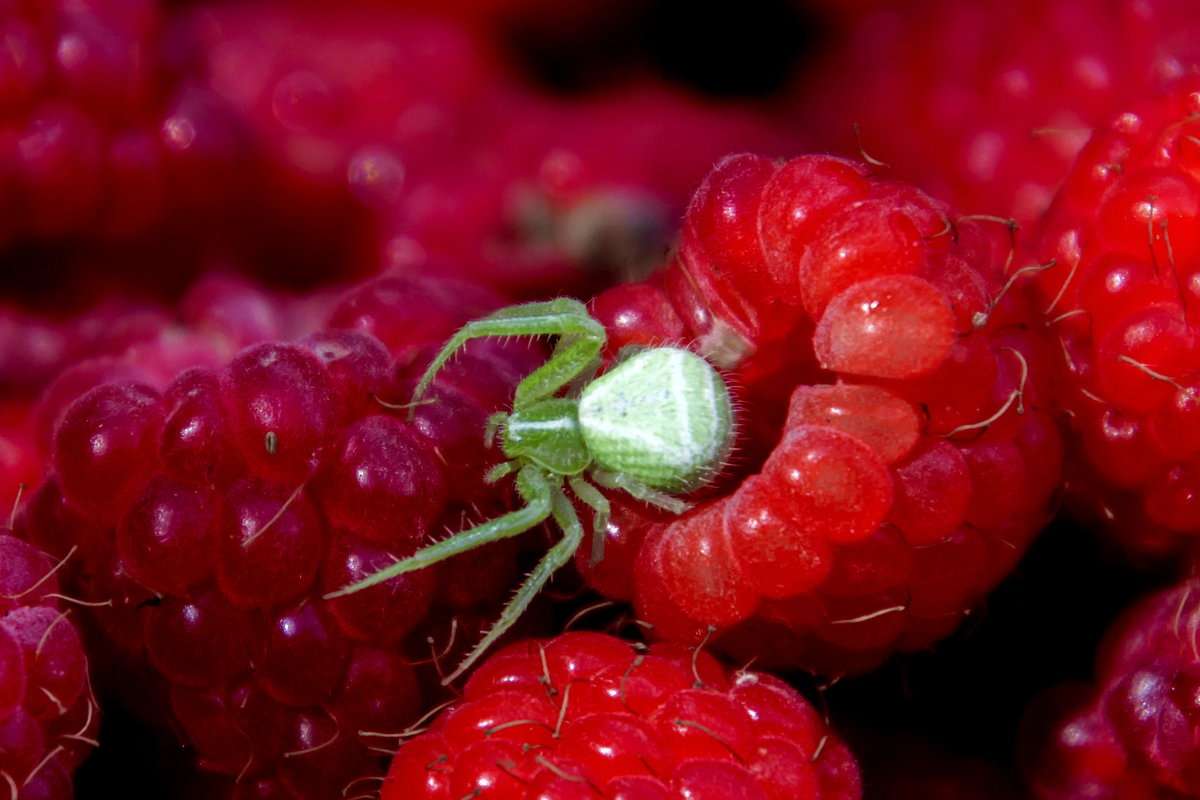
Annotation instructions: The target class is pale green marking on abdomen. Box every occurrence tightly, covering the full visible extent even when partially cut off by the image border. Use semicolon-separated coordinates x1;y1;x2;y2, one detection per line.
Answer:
578;347;733;492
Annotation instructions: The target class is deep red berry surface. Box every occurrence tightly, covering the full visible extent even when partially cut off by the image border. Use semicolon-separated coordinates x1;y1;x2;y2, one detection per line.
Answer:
789;0;1200;227
9;4;1194;796
588;152;1062;675
0;0;358;305
380;631;861;800
179;2;802;301
0;0;173;245
17;268;547;797
1024;75;1200;559
0;534;99;799
1020;577;1200;799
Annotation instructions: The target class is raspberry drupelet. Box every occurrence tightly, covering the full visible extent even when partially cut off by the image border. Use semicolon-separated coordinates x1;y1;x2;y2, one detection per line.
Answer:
588;152;1063;675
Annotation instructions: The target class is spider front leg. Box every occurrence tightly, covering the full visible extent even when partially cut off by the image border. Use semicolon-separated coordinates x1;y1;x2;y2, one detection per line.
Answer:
512;329;603;411
442;479;585;685
323;465;554;599
409;298;607;417
484;411;507;448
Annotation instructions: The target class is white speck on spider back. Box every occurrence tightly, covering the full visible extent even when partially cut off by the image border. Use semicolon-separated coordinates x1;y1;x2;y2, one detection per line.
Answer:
578;347;733;492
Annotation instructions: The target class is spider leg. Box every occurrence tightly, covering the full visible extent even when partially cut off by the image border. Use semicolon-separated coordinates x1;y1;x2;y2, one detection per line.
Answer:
442;480;584;685
484;412;507;447
511;331;603;411
485;460;520;483
567;475;611;567
323;466;553;599
410;298;606;416
590;468;691;515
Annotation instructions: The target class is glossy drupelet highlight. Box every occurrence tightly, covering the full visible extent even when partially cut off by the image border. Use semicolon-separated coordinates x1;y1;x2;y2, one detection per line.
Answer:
587;152;1063;675
380;631;862;800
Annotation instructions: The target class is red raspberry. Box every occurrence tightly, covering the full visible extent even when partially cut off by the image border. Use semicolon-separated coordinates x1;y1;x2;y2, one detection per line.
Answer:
17;269;546;797
0;0;389;305
383;81;799;298
0;0;175;245
0;533;100;800
185;2;801;298
185;2;489;195
1024;75;1200;559
379;631;862;800
789;0;1200;227
0;293;210;516
587;152;1062;674
23;273;333;469
0;403;40;515
1019;577;1200;799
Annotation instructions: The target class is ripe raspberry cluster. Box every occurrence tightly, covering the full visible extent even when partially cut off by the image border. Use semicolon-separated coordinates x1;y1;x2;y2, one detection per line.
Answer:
14;1;1200;799
588;152;1062;674
0;534;98;800
0;0;175;244
1029;75;1200;560
793;0;1200;226
1021;577;1200;799
380;631;861;800
13;270;555;797
186;2;802;298
3;2;802;308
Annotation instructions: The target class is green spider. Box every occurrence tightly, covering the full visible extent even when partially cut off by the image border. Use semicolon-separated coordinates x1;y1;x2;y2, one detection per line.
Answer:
324;297;735;683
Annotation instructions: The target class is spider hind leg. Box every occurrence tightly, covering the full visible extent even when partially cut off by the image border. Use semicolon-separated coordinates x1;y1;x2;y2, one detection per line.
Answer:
443;480;585;685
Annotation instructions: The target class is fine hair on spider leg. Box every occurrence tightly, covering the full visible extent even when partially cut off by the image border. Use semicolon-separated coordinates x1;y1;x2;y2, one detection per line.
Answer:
408;297;605;418
441;482;585;685
327;299;736;681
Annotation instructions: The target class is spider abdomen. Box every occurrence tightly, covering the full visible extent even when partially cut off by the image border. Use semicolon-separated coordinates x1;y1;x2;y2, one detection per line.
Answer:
579;347;733;493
